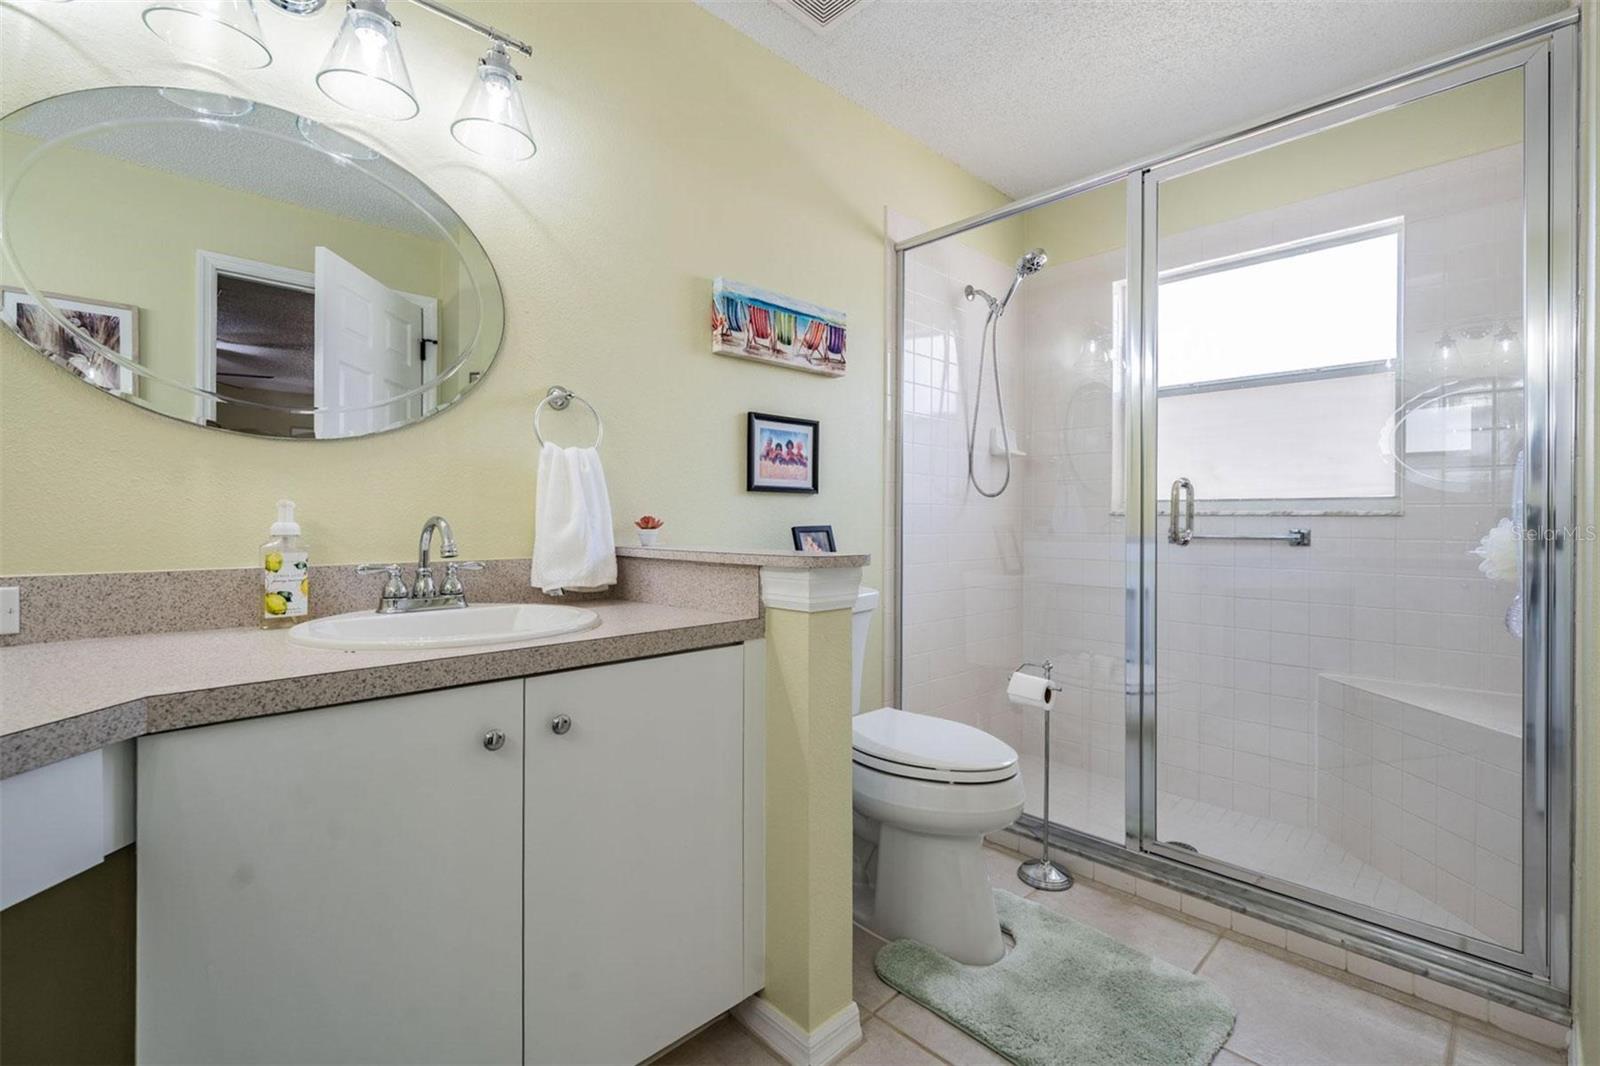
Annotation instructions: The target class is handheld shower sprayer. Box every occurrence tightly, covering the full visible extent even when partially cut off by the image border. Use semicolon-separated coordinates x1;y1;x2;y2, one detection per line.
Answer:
963;249;1047;498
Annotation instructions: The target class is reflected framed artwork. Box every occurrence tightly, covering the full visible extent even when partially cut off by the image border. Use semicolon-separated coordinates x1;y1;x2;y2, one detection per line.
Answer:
2;288;138;396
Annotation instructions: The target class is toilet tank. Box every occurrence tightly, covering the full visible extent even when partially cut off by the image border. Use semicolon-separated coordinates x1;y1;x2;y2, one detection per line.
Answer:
850;587;879;718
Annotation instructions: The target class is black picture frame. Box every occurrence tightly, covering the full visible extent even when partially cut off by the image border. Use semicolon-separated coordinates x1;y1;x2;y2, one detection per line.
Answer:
791;525;836;553
747;412;819;494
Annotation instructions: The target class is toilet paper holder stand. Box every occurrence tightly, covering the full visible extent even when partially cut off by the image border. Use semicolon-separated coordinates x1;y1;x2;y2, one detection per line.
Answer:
1015;660;1073;893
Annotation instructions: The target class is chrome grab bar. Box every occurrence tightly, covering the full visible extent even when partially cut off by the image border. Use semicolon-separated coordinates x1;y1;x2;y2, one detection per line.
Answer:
1167;478;1312;547
1168;477;1195;545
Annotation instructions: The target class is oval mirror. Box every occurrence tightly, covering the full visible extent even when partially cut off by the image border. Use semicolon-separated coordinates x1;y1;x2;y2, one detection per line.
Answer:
0;86;505;439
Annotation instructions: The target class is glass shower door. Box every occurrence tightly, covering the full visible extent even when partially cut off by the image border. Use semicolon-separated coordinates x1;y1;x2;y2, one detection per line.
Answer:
1138;58;1559;972
896;188;1131;849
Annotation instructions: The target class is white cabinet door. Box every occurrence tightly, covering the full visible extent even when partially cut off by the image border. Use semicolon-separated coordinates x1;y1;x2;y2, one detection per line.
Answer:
524;646;747;1065
137;681;523;1065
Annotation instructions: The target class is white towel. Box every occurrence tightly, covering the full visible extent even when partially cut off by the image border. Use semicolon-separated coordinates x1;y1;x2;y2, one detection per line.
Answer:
531;442;617;595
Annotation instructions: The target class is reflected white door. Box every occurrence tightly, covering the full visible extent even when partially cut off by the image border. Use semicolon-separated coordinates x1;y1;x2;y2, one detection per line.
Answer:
313;246;422;439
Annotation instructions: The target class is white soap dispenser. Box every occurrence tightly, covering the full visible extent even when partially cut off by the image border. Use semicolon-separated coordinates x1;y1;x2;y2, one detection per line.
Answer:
261;499;310;629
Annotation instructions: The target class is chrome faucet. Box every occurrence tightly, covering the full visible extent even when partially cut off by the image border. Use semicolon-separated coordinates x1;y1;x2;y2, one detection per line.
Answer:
413;515;458;598
356;516;483;614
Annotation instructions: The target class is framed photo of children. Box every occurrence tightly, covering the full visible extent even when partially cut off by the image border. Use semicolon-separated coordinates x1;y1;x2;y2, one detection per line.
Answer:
747;412;819;494
792;525;836;553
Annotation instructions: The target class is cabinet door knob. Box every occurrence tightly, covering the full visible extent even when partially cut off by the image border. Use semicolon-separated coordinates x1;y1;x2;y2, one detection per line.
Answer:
482;729;507;751
550;714;572;736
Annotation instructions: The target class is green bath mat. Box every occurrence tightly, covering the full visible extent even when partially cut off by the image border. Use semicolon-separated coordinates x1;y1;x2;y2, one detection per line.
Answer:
875;891;1234;1066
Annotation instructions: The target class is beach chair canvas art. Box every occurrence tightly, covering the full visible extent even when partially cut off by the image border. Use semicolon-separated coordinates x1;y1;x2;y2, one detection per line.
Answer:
712;277;846;377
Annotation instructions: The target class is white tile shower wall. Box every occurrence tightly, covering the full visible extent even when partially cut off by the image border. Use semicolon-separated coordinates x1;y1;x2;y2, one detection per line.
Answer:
1315;675;1524;945
898;236;1027;752
1003;145;1526;945
893;146;1526;949
1149;146;1524;831
1015;246;1130;842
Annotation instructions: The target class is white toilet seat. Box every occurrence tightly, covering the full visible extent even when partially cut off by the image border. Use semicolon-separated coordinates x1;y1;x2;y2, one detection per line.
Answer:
850;709;1025;964
852;749;1017;784
851;707;1018;784
853;760;1026;836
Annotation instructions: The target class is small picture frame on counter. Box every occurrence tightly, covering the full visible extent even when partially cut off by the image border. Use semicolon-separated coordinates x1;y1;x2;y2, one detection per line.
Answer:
791;525;836;553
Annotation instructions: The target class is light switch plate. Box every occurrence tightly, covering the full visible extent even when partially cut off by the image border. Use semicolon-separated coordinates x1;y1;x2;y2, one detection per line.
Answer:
0;587;18;635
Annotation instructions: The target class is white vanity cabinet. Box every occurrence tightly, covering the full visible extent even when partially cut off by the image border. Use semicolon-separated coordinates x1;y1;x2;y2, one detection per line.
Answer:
137;678;527;1065
524;646;751;1065
136;644;763;1065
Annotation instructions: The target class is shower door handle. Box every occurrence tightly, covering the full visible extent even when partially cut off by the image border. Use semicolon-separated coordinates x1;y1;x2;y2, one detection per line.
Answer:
1168;478;1195;546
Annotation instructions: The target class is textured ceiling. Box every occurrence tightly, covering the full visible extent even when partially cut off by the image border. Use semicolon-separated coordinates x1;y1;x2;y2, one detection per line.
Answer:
5;87;456;238
697;0;1569;198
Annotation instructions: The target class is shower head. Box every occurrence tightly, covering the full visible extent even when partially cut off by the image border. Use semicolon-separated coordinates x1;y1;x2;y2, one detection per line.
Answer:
998;246;1047;313
965;247;1047;319
1017;248;1048;276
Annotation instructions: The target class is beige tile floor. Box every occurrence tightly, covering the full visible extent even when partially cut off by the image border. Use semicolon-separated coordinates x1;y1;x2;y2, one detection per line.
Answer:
663;845;1565;1066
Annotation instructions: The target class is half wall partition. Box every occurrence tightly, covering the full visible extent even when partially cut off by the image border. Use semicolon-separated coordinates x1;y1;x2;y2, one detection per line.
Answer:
891;16;1576;1008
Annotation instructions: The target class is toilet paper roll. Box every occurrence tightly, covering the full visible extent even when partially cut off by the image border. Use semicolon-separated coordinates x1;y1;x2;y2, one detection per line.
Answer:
1006;671;1053;710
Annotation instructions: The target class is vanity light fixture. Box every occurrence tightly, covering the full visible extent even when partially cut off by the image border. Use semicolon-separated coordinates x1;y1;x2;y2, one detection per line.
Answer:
1435;330;1457;362
312;0;537;156
451;40;536;160
140;0;538;158
141;0;272;70
1494;322;1519;355
1080;329;1115;366
316;0;419;120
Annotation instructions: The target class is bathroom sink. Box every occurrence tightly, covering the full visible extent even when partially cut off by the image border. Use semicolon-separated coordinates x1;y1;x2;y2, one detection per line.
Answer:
288;603;601;651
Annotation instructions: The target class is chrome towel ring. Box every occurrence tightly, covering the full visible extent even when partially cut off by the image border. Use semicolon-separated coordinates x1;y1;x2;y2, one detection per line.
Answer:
533;386;603;448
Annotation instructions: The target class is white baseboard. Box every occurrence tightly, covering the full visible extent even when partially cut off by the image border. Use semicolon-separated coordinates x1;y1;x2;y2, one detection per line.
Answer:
733;995;862;1066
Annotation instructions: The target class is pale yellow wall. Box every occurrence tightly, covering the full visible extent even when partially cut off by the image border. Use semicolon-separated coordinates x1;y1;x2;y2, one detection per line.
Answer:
763;606;854;1031
0;1;1009;712
1;129;456;421
1574;10;1597;1063
1021;68;1523;266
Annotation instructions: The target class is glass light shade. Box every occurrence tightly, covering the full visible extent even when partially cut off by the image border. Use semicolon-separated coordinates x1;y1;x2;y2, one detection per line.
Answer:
451;47;536;161
142;0;272;70
316;3;418;121
1495;324;1519;354
158;87;254;117
296;116;379;161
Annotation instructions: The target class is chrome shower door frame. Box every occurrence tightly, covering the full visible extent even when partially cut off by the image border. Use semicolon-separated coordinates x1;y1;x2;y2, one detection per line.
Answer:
1133;27;1578;989
891;11;1578;1008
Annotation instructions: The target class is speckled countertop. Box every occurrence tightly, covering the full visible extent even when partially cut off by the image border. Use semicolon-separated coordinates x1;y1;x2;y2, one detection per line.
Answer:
615;546;871;569
0;600;761;778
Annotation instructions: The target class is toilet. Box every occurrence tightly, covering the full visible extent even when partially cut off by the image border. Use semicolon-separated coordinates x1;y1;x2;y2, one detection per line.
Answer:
849;588;1025;966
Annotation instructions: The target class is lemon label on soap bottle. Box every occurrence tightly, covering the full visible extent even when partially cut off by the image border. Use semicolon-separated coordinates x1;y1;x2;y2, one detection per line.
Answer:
264;553;310;618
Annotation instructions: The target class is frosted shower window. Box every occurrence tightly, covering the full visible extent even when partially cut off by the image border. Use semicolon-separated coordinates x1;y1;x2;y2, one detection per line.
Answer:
1156;226;1401;503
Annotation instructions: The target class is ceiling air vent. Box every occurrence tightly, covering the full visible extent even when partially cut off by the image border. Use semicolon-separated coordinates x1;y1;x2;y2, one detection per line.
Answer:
774;0;869;33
